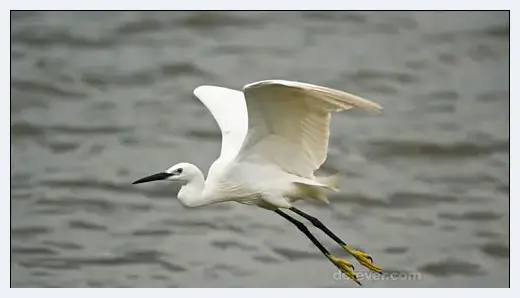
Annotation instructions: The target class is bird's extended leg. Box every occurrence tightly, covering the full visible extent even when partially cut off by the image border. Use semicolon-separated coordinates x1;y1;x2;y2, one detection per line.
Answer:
289;207;382;274
274;209;362;286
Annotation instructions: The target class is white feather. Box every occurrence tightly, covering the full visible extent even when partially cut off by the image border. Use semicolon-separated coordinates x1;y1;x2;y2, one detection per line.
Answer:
137;80;382;209
133;79;385;282
237;79;382;178
193;85;248;179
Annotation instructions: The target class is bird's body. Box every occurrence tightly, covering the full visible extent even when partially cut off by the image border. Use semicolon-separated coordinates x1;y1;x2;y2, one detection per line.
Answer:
201;158;335;209
169;80;381;209
133;79;384;285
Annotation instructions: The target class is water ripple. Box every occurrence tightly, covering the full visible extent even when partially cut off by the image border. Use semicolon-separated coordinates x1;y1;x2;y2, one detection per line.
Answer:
11;28;116;48
211;240;257;252
366;140;508;159
437;211;503;222
11;79;86;98
12;226;52;239
480;243;509;259
17;250;187;272
419;259;485;277
68;219;107;231
271;247;322;261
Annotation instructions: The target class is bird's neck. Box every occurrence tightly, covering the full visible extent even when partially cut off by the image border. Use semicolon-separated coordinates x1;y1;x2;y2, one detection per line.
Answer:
177;168;209;207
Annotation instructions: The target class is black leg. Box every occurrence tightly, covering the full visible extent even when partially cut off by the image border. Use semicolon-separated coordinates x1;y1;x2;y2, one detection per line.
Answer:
290;207;351;250
274;209;361;285
275;209;330;256
289;206;382;274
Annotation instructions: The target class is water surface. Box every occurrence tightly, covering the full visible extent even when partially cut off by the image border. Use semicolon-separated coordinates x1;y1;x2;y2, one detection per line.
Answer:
11;11;509;287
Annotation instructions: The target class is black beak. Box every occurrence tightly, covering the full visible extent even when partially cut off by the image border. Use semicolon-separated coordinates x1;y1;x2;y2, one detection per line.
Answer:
132;172;172;185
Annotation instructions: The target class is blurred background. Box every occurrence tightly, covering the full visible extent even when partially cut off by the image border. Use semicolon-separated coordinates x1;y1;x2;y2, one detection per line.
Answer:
11;11;509;287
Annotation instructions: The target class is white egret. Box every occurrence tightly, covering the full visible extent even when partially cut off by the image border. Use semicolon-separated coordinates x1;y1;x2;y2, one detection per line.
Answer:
132;80;383;285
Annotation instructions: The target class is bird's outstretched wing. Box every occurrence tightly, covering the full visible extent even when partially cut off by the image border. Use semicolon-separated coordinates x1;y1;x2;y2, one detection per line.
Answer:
237;80;382;178
193;85;248;161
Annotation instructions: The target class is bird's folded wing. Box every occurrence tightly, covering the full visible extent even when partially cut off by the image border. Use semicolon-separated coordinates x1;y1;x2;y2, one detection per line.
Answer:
193;85;249;161
237;80;382;178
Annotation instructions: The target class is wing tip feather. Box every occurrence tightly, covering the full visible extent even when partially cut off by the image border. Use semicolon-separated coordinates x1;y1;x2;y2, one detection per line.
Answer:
244;79;384;115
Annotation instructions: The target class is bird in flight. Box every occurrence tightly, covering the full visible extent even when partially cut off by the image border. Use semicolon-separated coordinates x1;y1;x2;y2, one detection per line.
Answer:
132;80;383;285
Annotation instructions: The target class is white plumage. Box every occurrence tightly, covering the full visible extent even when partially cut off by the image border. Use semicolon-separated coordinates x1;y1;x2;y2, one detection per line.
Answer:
240;80;382;178
133;79;384;285
134;79;382;208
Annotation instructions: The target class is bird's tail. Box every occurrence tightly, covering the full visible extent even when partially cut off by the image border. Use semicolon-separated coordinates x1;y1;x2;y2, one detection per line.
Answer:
291;174;341;204
315;174;341;192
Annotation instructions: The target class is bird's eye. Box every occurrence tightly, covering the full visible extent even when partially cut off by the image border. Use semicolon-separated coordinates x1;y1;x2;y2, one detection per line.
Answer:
175;168;183;175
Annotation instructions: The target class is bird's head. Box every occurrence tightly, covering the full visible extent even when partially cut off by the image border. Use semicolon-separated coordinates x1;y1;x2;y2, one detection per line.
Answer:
132;162;199;185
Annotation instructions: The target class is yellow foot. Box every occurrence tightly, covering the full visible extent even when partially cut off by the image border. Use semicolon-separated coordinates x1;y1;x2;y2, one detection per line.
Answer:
343;246;382;273
328;254;362;286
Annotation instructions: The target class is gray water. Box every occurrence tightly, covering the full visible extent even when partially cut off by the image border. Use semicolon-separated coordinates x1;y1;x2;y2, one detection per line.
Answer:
11;11;509;288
